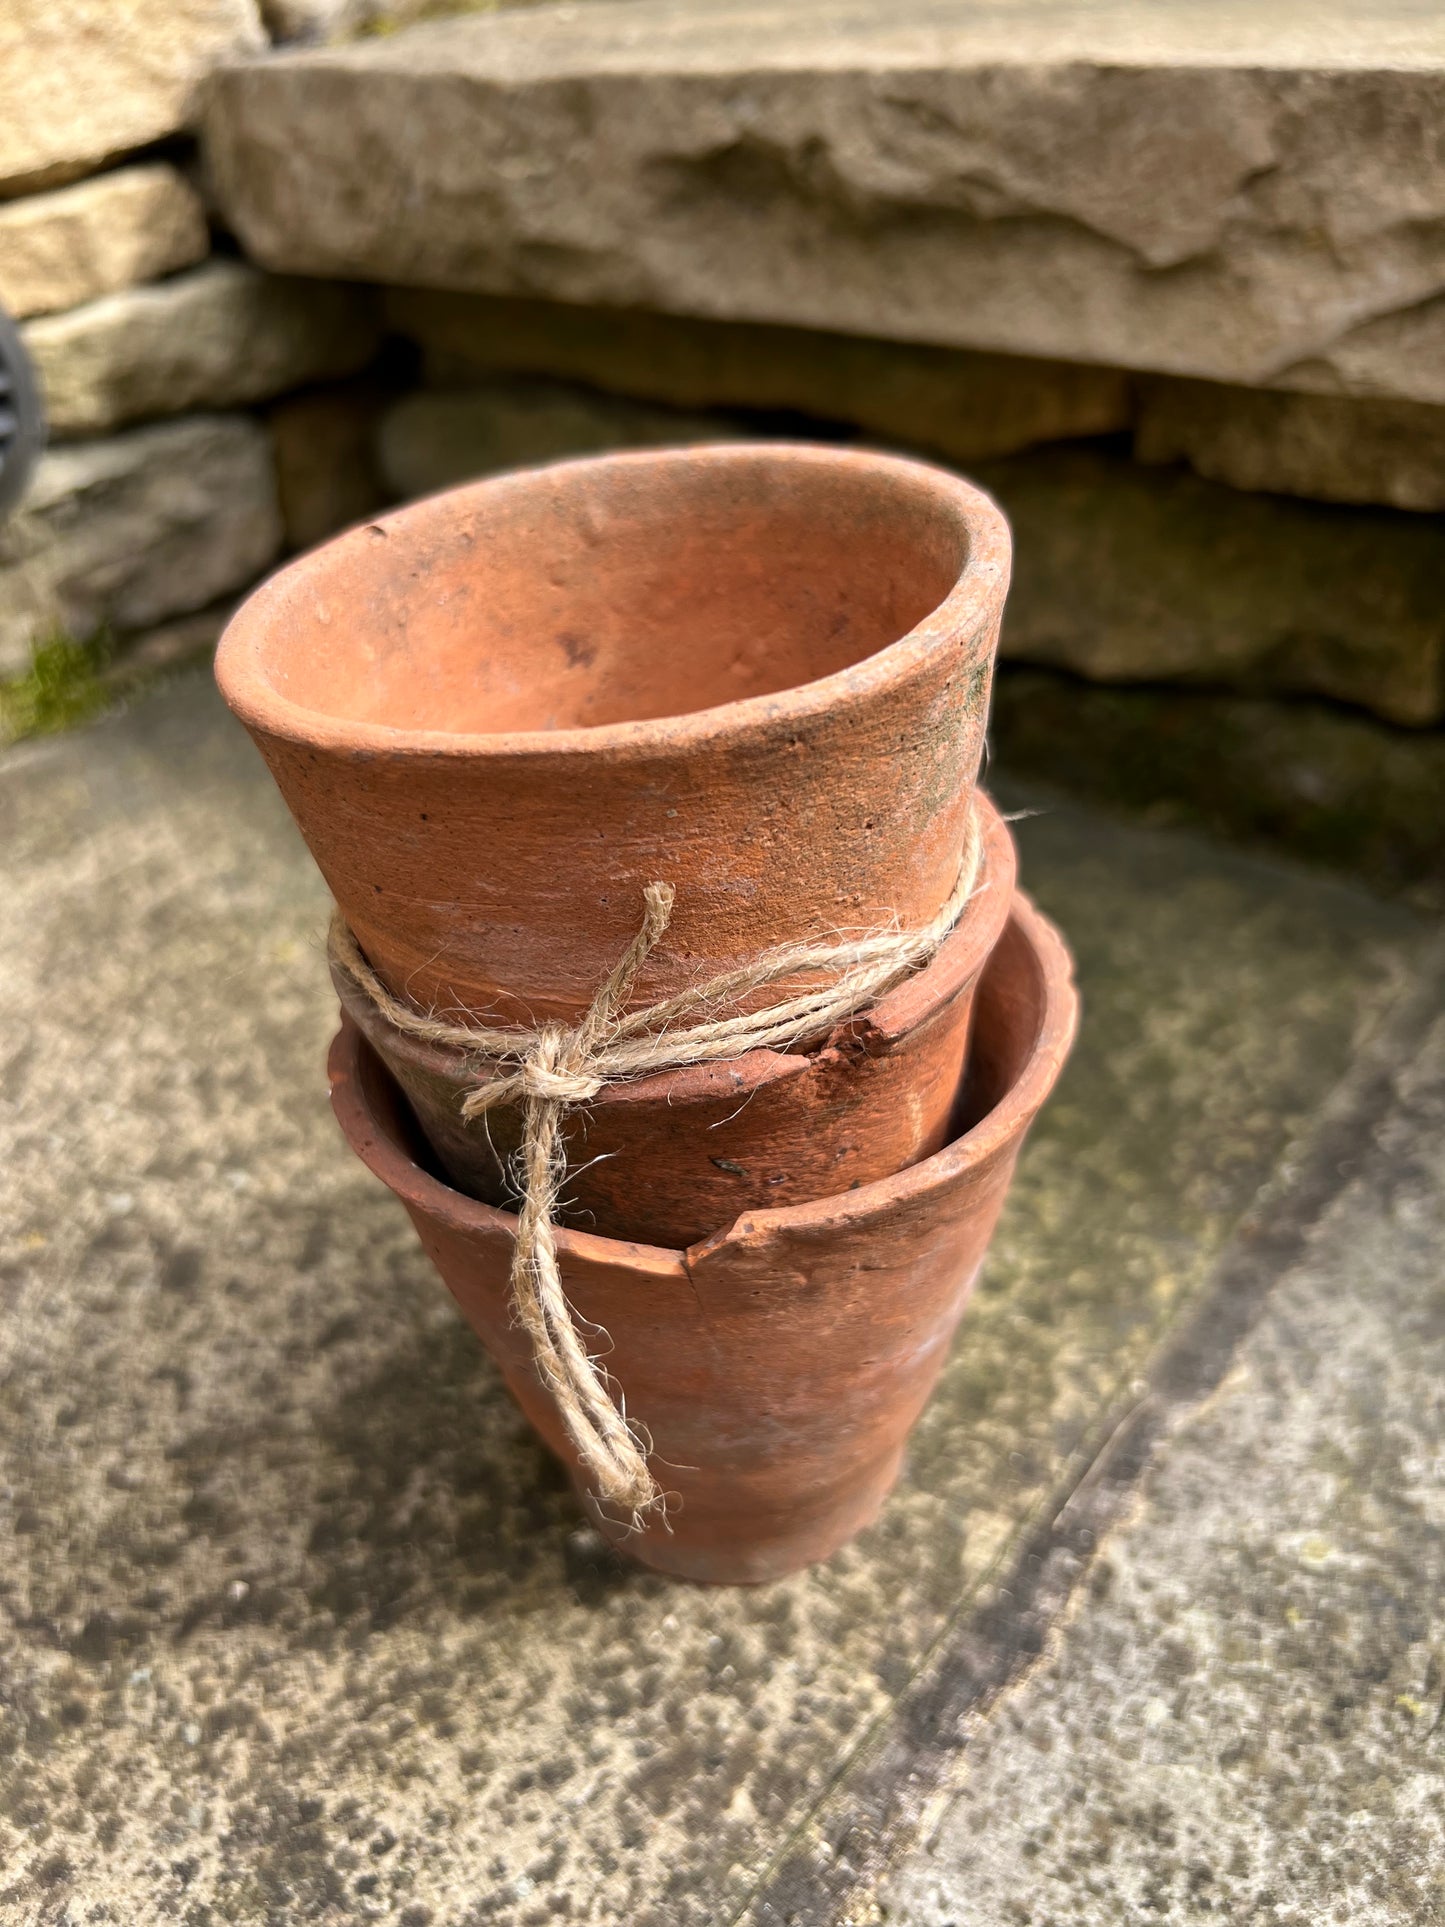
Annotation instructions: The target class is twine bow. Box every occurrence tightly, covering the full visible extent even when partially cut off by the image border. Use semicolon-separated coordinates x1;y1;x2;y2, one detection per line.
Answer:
330;804;984;1522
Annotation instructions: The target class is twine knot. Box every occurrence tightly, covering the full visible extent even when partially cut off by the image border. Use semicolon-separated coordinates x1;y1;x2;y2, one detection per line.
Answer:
460;1033;605;1114
329;813;983;1523
524;1049;607;1107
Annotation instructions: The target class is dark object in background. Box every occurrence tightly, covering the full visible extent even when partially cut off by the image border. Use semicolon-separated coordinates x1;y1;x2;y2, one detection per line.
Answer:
0;304;45;518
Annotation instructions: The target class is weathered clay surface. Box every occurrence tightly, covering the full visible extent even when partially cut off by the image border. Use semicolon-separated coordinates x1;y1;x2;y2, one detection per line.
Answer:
0;416;281;677
884;987;1445;1927
979;444;1445;726
0;0;263;197
334;794;1016;1250
204;0;1445;404
218;443;1010;1021
374;375;737;500
24;260;380;440
0;673;1425;1922
0;165;209;323
1137;377;1445;513
331;895;1076;1582
388;287;1131;465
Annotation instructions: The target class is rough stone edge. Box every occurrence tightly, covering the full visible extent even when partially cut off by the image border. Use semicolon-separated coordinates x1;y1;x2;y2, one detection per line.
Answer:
987;666;1445;909
737;925;1445;1927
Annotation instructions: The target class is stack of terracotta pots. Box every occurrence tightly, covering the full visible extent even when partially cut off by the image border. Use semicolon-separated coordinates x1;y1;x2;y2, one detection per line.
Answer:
216;445;1077;1584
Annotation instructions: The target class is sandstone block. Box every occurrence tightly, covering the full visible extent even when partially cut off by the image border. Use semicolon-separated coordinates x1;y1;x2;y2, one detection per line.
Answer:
976;446;1445;727
0;416;281;678
206;2;1445;406
23;260;381;439
104;601;237;686
1136;380;1445;514
1;0;263;197
0;166;210;322
990;665;1445;905
373;376;736;501
388;289;1129;465
267;382;387;549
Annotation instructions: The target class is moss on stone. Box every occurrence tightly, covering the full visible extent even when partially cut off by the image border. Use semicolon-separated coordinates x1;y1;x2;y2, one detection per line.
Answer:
0;628;114;745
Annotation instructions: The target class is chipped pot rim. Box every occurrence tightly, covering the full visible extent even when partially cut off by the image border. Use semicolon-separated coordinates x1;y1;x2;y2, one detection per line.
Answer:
328;891;1078;1270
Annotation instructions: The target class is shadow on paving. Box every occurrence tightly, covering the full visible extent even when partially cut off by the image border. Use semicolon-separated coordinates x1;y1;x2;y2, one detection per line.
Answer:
0;674;1431;1925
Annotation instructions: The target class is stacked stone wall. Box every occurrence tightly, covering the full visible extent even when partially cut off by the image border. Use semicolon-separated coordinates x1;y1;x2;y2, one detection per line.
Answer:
0;0;388;688
3;0;1444;774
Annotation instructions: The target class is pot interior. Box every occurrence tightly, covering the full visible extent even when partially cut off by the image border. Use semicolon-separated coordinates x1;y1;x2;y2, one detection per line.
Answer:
949;914;1045;1141
249;448;974;736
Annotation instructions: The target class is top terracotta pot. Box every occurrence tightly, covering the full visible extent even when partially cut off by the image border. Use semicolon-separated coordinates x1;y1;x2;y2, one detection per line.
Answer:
216;443;1010;1023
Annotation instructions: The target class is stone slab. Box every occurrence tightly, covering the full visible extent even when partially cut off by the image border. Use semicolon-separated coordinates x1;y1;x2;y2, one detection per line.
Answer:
883;955;1445;1927
0;0;264;198
976;444;1445;727
23;260;381;441
1137;378;1445;513
374;377;740;500
266;381;389;552
388;288;1131;465
0;672;1426;1922
991;665;1445;910
0;166;210;323
204;0;1445;405
104;601;239;690
0;416;281;678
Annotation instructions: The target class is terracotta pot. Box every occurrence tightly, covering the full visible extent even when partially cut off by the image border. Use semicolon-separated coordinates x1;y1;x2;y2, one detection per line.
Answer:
333;793;1017;1249
217;443;1010;1024
328;892;1078;1584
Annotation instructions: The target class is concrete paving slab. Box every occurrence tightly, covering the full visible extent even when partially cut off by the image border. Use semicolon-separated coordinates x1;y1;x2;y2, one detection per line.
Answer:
0;673;1429;1924
882;961;1445;1927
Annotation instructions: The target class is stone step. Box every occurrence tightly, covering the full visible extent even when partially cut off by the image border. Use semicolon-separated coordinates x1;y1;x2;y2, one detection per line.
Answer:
204;0;1445;404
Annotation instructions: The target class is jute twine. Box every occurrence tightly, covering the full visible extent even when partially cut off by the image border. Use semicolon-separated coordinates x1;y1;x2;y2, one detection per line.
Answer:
329;802;983;1523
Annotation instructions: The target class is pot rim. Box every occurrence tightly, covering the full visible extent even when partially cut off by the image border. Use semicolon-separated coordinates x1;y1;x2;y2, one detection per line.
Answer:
217;442;1011;763
328;890;1078;1266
